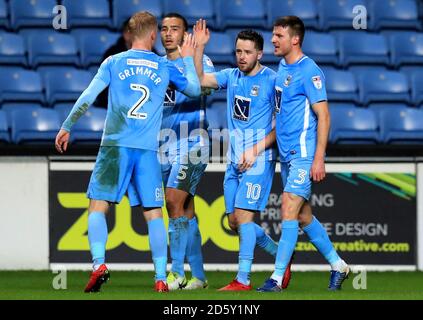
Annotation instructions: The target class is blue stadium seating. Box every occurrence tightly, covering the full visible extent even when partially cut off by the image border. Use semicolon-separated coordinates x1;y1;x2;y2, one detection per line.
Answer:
319;0;367;30
10;0;57;30
390;32;423;67
44;68;93;105
11;107;61;144
329;105;379;144
379;106;423;144
54;103;74;122
370;0;421;31
26;31;79;67
0;110;9;143
338;32;390;67
217;0;266;30
323;68;359;103
72;29;120;67
303;32;338;65
260;31;280;64
267;0;319;29
0;32;26;66
62;0;111;28
356;69;410;105
205;32;234;64
164;0;216;29
113;0;162;29
411;71;423;105
0;0;8;28
1;103;43;128
0;68;44;103
207;102;227;130
71;107;106;144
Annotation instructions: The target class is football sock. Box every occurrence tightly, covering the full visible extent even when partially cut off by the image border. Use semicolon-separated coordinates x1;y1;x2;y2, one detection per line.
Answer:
271;220;299;286
302;216;342;267
169;216;189;277
236;222;256;286
254;223;278;256
88;212;108;270
186;217;206;281
147;218;168;281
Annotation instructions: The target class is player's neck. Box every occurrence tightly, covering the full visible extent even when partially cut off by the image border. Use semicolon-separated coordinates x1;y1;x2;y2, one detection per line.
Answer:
131;39;153;52
284;49;304;65
244;62;262;77
166;48;181;61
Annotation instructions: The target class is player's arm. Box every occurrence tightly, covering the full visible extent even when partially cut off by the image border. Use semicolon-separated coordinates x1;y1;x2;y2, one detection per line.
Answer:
193;19;219;89
171;33;201;98
55;59;111;153
311;101;330;182
239;129;276;172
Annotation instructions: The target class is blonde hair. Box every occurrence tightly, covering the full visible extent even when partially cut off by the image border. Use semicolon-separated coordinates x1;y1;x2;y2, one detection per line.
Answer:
128;11;157;40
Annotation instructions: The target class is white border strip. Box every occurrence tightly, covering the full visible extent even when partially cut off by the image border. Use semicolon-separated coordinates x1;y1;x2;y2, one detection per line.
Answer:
50;162;416;174
418;163;423;271
50;263;416;272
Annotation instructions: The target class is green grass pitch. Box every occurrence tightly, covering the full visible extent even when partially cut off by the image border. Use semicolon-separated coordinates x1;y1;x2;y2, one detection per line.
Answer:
1;271;423;300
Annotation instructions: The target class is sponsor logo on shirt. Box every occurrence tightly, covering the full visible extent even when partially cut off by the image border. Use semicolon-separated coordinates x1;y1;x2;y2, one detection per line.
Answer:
275;86;282;113
233;95;251;122
312;75;322;89
127;59;158;69
164;88;176;107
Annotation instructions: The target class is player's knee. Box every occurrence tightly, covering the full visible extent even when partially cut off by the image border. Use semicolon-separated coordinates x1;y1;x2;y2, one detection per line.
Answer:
227;214;238;232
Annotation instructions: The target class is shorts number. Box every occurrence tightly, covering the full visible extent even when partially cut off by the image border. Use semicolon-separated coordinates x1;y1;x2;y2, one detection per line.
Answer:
128;84;150;119
294;169;307;185
177;165;189;180
246;182;261;200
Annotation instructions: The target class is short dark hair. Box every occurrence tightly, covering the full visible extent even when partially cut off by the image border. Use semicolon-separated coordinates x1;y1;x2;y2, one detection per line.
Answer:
236;29;264;51
162;13;188;31
273;16;305;46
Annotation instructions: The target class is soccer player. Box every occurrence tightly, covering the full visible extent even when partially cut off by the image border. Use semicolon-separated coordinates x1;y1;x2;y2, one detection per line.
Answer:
158;13;215;290
54;11;201;293
257;16;349;292
194;20;291;291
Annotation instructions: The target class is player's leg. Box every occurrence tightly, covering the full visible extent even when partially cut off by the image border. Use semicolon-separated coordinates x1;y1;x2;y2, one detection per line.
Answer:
183;197;208;290
299;203;349;290
133;149;168;292
84;146;133;292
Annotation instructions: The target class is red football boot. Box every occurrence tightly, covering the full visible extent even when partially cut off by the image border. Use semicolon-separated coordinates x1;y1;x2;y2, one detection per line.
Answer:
84;264;110;293
282;252;295;289
155;280;169;293
218;279;252;291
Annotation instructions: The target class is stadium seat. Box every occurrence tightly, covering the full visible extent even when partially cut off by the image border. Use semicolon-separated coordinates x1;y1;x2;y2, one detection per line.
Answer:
113;0;162;29
411;71;423;106
62;0;111;28
11;107;61;144
379;106;423;144
267;0;319;29
329;105;379;144
26;31;79;67
44;68;93;105
72;29;120;67
205;32;234;64
319;0;367;30
370;0;421;31
303;32;338;66
217;0;266;30
164;0;216;29
0;0;8;29
71;107;106;144
261;31;280;64
0;68;44;103
10;0;57;30
356;69;410;105
338;32;390;67
1;103;43;128
54;103;74;122
0;32;26;66
0;110;10;143
207;102;227;130
390;32;423;67
323;68;359;103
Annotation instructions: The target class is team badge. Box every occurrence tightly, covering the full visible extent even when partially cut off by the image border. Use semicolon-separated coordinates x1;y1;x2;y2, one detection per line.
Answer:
312;76;322;89
250;85;260;96
284;75;292;87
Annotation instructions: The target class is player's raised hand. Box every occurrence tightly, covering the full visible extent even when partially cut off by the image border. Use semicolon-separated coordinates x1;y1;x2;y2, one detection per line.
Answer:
193;19;210;47
238;147;258;172
178;33;196;58
55;129;70;154
310;156;326;182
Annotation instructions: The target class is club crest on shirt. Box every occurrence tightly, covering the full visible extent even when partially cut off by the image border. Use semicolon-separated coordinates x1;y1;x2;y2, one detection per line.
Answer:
284;75;292;87
312;76;322;89
250;85;260;96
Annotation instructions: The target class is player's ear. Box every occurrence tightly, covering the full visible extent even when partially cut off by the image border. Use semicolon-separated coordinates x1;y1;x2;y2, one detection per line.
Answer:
257;50;263;60
292;34;300;46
